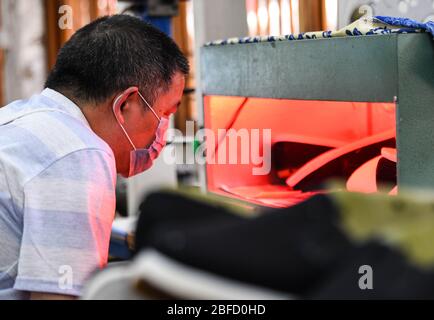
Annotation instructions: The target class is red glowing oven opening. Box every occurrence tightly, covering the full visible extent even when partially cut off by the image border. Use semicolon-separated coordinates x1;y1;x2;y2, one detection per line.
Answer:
204;96;397;208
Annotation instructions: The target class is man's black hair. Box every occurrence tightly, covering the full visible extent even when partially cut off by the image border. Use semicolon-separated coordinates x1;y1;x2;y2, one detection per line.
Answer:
45;14;189;105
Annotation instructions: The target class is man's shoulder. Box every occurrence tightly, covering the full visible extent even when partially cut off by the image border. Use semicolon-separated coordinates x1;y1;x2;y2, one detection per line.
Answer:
0;106;115;186
14;107;113;159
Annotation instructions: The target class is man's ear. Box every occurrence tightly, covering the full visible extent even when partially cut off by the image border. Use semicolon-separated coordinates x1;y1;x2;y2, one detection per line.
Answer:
112;86;139;124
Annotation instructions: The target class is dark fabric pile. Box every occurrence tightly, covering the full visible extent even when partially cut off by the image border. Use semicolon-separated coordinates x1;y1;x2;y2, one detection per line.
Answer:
134;190;434;299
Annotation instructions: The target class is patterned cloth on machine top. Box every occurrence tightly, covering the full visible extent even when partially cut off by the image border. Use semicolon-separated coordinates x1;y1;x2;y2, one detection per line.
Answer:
205;16;434;47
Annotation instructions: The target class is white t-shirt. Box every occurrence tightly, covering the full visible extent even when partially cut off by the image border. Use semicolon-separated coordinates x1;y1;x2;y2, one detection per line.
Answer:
0;88;116;299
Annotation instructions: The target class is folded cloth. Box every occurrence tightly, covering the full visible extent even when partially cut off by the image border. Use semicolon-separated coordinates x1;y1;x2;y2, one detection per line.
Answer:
375;16;434;38
134;189;249;255
140;193;354;296
82;249;290;300
205;15;433;46
309;242;434;299
134;190;434;299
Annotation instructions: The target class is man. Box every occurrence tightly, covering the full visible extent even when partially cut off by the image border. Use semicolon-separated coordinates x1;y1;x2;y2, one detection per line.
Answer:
0;15;189;299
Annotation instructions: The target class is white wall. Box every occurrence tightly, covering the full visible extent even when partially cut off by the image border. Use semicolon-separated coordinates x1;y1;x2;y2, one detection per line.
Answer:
192;0;249;193
193;0;248;128
1;0;47;104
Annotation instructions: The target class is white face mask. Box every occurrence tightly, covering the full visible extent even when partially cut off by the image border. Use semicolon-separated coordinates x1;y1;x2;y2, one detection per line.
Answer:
113;91;169;178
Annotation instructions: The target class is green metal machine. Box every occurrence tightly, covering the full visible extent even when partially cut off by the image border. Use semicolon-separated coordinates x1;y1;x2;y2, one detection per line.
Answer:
201;33;434;192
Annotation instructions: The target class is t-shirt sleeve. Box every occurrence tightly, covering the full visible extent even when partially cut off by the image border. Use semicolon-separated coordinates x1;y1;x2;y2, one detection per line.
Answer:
13;149;116;297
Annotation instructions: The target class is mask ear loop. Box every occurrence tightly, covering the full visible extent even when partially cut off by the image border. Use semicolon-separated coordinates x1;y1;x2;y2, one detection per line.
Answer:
137;91;161;122
113;94;138;151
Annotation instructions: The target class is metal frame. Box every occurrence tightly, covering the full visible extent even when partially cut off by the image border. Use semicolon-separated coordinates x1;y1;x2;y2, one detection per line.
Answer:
201;33;434;191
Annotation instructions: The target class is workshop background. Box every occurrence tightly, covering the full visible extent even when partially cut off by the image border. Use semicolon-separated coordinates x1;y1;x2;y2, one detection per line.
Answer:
1;0;434;300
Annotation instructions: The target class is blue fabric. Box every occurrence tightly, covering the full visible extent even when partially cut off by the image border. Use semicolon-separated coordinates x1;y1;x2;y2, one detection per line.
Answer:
140;10;172;36
374;16;434;38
